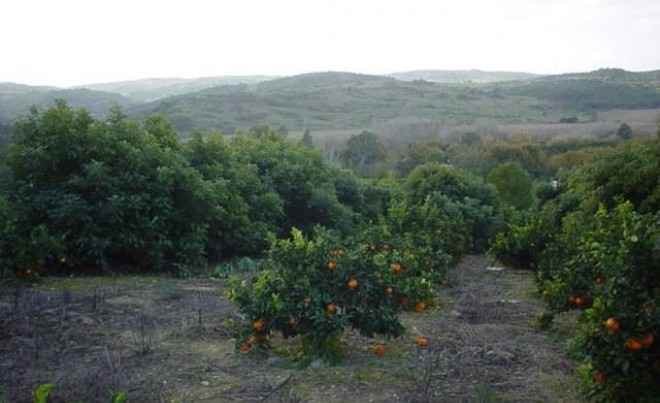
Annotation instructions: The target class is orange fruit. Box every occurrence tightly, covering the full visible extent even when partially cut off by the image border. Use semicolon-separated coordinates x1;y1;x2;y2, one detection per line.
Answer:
247;335;262;344
347;278;359;289
595;371;605;385
416;337;429;348
568;295;577;304
384;287;394;297
287;316;297;326
391;262;403;275
605;318;620;331
239;343;251;353
327;261;337;270
326;303;337;314
640;333;654;347
372;344;386;356
574;296;584;307
252;320;265;331
627;338;643;351
414;302;426;313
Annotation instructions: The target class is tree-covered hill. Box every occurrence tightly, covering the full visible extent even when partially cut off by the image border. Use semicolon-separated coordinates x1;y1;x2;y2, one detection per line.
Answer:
78;75;274;102
0;86;135;123
127;71;568;134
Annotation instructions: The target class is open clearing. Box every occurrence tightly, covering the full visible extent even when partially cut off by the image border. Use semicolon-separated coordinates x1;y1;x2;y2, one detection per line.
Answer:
0;256;582;402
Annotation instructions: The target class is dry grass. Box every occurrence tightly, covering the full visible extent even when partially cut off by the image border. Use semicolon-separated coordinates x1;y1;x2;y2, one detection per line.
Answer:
0;257;583;402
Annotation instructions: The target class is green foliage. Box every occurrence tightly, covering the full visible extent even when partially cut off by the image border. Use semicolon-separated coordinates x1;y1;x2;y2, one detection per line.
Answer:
0;103;367;275
486;162;533;210
615;122;633;140
405;163;502;252
226;216;452;363
341;130;382;175
32;383;52;403
491;140;660;401
109;391;128;403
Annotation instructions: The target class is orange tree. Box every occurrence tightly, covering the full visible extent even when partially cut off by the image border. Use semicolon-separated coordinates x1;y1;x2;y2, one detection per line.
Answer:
225;226;441;363
489;140;660;401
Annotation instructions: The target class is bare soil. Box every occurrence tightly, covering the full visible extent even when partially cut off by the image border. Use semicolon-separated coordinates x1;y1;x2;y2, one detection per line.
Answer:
0;255;583;403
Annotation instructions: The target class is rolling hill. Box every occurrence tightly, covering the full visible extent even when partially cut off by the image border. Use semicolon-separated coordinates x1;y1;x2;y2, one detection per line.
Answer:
0;85;134;123
127;71;572;134
2;68;660;138
78;75;274;102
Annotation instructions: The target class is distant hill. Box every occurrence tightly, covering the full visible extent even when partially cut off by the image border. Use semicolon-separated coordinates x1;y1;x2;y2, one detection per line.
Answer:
389;70;539;83
79;75;275;102
0;86;134;123
0;82;59;94
128;71;569;134
2;68;659;137
505;68;660;109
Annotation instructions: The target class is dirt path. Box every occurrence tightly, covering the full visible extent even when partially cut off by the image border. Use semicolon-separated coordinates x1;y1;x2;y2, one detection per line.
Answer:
405;254;584;402
0;255;583;402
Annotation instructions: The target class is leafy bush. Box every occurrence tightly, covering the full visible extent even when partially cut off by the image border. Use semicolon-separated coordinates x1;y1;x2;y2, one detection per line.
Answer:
490;140;660;401
405;163;502;252
226;226;442;363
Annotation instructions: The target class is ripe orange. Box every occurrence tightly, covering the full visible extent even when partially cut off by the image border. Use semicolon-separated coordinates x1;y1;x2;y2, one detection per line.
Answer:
574;296;584;307
627;338;643;351
416;337;429;348
391;262;403;275
372;344;386;356
384;287;394;297
326;303;337;314
247;335;262;344
252;319;265;331
605;318;620;331
595;371;605;385
287;316;297;326
347;278;359;289
414;302;426;313
239;343;251;353
326;261;337;270
640;333;654;347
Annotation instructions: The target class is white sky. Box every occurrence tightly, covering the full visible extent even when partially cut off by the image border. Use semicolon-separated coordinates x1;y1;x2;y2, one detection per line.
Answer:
2;0;659;87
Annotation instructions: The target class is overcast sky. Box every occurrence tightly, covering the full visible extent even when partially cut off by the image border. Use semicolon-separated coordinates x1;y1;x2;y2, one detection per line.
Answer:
2;0;659;87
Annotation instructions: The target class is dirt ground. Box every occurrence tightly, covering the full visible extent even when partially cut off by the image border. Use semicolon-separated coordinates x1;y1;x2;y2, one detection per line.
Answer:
0;255;583;403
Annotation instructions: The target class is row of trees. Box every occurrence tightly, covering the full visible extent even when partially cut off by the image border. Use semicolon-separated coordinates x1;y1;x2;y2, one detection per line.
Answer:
489;136;660;401
0;102;504;279
0;102;381;276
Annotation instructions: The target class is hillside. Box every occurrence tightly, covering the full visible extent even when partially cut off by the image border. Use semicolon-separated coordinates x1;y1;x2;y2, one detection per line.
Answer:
2;69;660;137
128;71;570;134
78;75;274;102
0;86;134;123
504;68;660;110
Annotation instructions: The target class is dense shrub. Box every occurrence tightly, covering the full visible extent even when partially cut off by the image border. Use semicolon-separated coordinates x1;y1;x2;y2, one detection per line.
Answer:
490;140;660;401
0;103;368;274
404;163;502;252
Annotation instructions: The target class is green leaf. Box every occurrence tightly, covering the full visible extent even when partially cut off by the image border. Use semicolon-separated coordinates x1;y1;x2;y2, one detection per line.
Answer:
110;391;128;403
33;383;53;403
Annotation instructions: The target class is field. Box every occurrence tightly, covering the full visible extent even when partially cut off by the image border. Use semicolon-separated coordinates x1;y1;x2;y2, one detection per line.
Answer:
0;256;583;403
